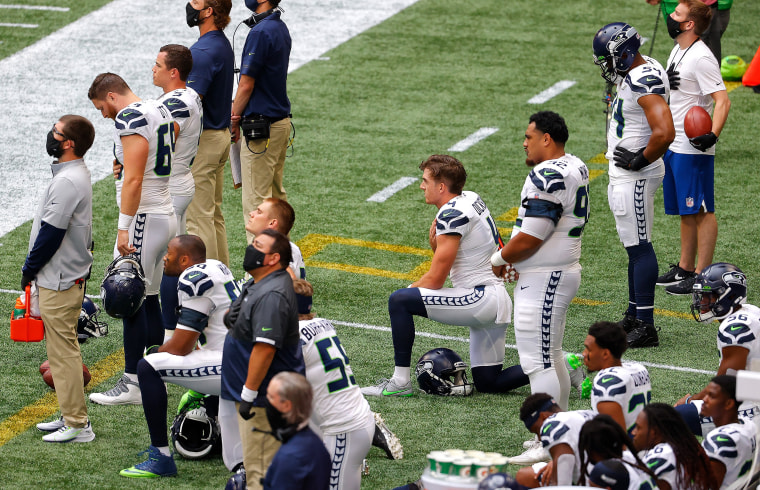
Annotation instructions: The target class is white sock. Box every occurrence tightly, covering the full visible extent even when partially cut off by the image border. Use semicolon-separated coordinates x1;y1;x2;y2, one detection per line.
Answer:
392;367;411;385
124;372;138;383
157;446;171;457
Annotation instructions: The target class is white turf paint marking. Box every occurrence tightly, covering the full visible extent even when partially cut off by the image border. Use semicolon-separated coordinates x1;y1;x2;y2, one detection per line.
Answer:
0;4;70;11
447;127;499;152
0;22;37;28
367;177;418;202
331;319;715;376
0;0;421;239
527;80;577;104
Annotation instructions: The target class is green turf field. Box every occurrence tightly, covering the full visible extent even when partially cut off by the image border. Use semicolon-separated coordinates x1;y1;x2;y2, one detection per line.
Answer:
2;0;760;488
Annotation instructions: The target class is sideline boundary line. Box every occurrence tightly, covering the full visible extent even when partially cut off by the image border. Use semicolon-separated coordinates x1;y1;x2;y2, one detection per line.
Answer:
331;319;714;376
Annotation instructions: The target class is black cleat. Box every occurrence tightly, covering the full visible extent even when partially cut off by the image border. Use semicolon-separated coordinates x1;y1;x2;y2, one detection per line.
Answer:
626;320;660;348
372;413;403;460
665;275;697;296
617;313;637;333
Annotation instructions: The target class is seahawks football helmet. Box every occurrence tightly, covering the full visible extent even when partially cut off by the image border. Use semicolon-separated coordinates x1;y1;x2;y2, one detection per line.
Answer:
170;406;220;460
100;255;146;318
77;296;108;342
593;22;641;84
691;262;747;322
415;348;473;396
477;472;522;490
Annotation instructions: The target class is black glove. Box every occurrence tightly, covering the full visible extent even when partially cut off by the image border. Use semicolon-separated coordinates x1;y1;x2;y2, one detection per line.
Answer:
667;66;680;91
689;132;718;152
239;400;256;420
21;273;34;291
613;147;651;171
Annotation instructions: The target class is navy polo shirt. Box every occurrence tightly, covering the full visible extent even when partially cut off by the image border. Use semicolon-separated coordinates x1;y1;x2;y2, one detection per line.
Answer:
188;30;234;130
240;11;291;118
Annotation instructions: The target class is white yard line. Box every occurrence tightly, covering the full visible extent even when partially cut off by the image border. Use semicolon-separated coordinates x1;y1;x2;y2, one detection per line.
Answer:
367;177;418;202
0;0;421;238
0;22;37;28
447;127;499;152
0;4;69;11
527;80;576;104
331;319;715;376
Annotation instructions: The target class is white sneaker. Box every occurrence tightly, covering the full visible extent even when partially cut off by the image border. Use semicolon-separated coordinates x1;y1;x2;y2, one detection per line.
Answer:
37;416;65;432
372;413;404;459
42;421;95;443
361;378;413;397
508;438;550;465
89;374;142;405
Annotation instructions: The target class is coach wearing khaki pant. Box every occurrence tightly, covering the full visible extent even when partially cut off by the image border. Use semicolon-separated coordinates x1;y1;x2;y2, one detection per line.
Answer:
22;115;96;443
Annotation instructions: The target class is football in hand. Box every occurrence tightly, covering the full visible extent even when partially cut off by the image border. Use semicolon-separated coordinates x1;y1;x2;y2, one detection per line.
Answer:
40;360;91;390
684;106;712;139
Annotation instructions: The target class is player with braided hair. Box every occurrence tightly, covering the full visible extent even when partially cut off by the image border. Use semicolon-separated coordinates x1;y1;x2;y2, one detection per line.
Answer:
632;403;717;490
577;414;657;488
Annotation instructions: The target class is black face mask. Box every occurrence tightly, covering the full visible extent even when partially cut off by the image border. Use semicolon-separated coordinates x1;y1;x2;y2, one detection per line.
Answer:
266;404;298;442
243;244;268;272
667;16;685;39
186;2;202;28
46;129;65;158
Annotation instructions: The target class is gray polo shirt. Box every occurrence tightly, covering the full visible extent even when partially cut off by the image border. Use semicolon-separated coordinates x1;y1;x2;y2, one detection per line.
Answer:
28;158;93;290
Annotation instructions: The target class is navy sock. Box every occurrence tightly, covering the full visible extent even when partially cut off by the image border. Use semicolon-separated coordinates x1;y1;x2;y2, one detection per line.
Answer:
471;365;529;394
144;295;164;349
123;303;148;374
626;260;636;317
160;274;179;331
137;359;169;448
625;243;658;324
388;288;427;367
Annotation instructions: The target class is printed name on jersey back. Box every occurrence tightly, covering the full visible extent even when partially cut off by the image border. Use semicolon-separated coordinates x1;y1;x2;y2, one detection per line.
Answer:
631;369;650;388
300;318;336;341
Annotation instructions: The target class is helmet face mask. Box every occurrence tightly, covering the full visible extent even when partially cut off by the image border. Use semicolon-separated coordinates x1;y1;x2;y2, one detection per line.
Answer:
171;406;220;460
77;296;108;342
690;263;747;322
593;22;641;84
100;255;146;318
415;348;473;396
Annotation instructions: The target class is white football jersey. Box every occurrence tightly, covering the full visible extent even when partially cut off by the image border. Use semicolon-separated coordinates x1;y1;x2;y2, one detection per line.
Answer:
176;259;239;351
641;442;679;490
618;461;658;490
666;41;723;155
299;318;373;435
158;88;203;197
512;154;589;273
435;191;504;288
112;99;175;214
290;241;305;279
591;362;652;433
702;422;757;489
606;56;669;184
716;303;760;370
540;409;595;483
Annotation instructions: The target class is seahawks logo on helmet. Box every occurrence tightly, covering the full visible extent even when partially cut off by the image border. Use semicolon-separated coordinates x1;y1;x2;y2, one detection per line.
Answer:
415;347;473;396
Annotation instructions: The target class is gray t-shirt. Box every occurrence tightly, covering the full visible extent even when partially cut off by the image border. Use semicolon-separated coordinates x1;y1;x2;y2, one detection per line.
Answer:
28;158;93;290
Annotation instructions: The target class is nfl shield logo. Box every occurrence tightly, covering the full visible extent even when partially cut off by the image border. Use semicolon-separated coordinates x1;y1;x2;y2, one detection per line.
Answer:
686;197;694;208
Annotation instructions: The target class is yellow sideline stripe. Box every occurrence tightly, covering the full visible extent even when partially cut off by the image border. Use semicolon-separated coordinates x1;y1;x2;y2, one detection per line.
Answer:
0;349;124;447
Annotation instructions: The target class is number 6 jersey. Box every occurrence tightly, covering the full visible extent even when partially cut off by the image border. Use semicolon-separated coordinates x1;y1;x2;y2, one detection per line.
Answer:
113;99;175;215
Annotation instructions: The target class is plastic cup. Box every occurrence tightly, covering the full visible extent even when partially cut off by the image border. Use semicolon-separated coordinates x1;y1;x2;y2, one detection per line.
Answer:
471;459;492;482
450;458;474;479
